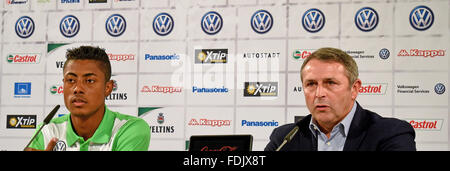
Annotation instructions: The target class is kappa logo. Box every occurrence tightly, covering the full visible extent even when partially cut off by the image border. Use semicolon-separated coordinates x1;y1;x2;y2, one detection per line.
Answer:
251;10;273;34
409;5;434;31
153;12;174;36
15;16;35;39
60;15;80;38
105;14;126;37
302;8;325;33
201;11;223;35
355;7;378;32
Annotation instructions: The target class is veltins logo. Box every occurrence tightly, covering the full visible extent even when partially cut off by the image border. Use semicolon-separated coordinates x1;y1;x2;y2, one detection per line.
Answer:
302;8;325;33
354;7;379;32
15;16;35;39
194;49;228;64
60;15;80;38
105;14;127;37
153;12;174;36
50;85;63;95
409;5;434;31
251;9;273;34
201;11;223;35
244;82;278;97
7;115;36;129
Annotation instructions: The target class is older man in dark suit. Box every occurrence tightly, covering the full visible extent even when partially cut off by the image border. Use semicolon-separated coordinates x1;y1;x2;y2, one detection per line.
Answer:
265;47;416;151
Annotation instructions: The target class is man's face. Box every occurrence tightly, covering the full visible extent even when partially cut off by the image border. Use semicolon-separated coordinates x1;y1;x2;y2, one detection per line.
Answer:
301;59;361;127
63;59;113;118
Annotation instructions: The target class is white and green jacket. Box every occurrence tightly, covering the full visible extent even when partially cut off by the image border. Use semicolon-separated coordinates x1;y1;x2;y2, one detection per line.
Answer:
29;106;150;151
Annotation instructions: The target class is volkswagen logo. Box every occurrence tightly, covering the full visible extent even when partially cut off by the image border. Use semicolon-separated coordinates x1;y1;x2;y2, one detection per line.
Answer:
355;7;379;32
302;8;325;33
379;48;390;60
105;14;126;37
409;5;434;31
53;140;67;151
434;83;445;95
15;16;35;39
201;11;223;35
251;10;273;34
60;15;80;38
153;12;174;36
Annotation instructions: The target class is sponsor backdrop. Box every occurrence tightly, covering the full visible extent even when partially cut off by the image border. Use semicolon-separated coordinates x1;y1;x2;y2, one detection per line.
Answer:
0;0;448;151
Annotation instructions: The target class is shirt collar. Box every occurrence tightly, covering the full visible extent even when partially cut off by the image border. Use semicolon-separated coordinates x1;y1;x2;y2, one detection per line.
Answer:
309;101;357;137
66;105;115;146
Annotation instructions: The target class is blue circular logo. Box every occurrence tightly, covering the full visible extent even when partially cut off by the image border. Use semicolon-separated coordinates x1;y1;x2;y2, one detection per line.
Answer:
251;10;273;34
201;11;223;35
153;12;174;36
60;15;80;38
105;14;126;37
409;5;434;31
379;48;390;60
15;16;35;39
302;8;325;33
434;83;445;95
355;7;379;32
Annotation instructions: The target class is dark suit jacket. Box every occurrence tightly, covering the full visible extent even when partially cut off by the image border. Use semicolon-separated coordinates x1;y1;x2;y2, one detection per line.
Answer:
265;102;416;151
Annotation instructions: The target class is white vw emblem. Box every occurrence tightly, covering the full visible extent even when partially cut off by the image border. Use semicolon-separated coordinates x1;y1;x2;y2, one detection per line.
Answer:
60;15;80;38
302;8;325;33
410;5;434;31
355;7;378;32
106;14;126;37
201;11;223;35
153;12;174;36
15;16;35;39
435;83;445;95
53;140;67;151
251;10;273;34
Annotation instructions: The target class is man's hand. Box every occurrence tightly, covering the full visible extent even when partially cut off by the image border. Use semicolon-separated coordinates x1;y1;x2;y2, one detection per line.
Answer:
24;138;58;151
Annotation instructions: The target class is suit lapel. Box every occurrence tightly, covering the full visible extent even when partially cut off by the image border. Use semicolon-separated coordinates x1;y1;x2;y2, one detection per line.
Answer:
343;102;369;151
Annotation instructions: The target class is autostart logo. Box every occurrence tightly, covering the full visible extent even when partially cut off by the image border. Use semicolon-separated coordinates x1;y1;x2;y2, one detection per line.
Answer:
407;119;443;131
359;83;388;95
6;53;40;64
397;49;445;58
7;115;36;129
141;85;182;93
188;118;231;127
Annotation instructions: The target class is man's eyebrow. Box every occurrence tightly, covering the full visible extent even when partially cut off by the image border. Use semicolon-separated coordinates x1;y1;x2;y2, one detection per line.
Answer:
83;73;97;77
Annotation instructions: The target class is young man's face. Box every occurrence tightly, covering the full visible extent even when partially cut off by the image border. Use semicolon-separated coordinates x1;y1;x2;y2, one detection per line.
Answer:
63;59;113;118
301;59;361;128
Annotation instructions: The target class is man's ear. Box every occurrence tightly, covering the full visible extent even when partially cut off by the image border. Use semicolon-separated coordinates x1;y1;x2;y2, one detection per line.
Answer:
351;78;362;100
105;80;113;97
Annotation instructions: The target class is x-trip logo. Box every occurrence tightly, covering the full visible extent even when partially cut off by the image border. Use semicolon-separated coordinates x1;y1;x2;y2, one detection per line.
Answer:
153;12;174;36
355;7;378;32
105;14;126;37
409;5;434;31
251;9;273;34
15;16;35;39
60;15;80;38
302;8;325;33
201;11;223;35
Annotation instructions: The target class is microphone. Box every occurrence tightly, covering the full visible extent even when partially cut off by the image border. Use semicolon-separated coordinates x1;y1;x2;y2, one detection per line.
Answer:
275;126;299;151
23;105;60;151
